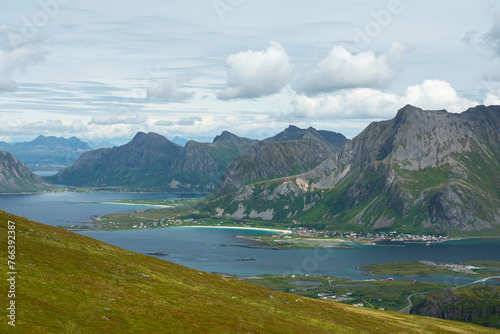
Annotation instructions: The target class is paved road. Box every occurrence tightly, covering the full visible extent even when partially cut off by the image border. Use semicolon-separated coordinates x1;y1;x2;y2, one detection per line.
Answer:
451;276;500;290
398;276;500;313
398;292;426;313
362;299;374;309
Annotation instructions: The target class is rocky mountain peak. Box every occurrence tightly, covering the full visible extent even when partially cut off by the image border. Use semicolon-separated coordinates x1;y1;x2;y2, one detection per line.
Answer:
207;105;500;235
213;131;238;143
30;135;92;150
0;151;50;193
395;104;423;118
127;132;180;149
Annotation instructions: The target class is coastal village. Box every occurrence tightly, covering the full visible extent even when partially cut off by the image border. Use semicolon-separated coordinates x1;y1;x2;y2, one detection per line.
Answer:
123;218;451;245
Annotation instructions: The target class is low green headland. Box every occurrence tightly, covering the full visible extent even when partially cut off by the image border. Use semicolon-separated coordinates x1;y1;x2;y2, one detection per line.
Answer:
359;261;500;278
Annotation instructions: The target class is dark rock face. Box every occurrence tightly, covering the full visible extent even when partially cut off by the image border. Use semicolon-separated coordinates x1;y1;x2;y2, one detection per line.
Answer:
168;132;258;191
214;129;345;197
208;105;500;233
0;151;50;193
48;131;257;192
48;132;183;190
410;286;500;329
263;125;348;147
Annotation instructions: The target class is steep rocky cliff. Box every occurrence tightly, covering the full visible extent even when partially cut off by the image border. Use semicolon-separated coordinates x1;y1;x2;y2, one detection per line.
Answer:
0;151;50;193
410;285;500;329
214;127;347;197
48;132;183;190
206;105;500;234
168;131;258;191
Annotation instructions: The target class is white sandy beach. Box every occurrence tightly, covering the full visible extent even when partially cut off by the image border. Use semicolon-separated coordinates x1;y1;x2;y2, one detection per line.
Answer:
103;202;173;209
182;225;292;234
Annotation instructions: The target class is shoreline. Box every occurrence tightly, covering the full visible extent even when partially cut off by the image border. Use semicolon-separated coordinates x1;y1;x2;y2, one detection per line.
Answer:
102;202;172;209
181;225;292;234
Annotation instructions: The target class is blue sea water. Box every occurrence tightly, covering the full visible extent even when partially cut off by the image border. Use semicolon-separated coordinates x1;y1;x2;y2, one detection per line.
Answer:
0;192;203;226
2;192;500;284
78;227;500;284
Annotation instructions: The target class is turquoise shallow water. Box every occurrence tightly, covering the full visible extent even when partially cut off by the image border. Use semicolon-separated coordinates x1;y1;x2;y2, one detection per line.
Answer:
2;192;500;283
79;227;500;284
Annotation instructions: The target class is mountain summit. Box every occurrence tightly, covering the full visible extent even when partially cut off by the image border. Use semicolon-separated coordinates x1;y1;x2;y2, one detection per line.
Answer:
0;135;92;167
207;105;500;234
48;131;257;192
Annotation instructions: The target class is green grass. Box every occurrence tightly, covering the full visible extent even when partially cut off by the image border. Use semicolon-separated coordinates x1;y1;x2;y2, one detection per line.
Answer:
1;210;498;333
241;275;448;312
358;261;500;278
359;261;456;277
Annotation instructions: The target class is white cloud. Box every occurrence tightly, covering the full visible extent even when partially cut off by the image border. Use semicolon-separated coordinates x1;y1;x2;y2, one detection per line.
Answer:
146;75;193;102
90;113;147;125
0;44;47;91
218;41;292;100
176;116;201;126
155;120;174;127
295;42;407;95
484;93;500;105
484;89;500;105
291;80;478;119
0;119;87;135
292;88;400;119
402;80;478;113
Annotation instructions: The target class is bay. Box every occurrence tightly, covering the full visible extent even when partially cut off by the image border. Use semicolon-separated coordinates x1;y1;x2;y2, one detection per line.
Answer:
78;227;500;285
2;192;500;284
0;192;203;226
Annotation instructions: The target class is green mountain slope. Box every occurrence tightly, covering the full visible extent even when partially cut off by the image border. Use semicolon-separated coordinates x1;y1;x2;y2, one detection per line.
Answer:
205;105;500;235
168;131;258;191
47;131;256;192
48;132;183;191
0;210;496;333
0;151;51;193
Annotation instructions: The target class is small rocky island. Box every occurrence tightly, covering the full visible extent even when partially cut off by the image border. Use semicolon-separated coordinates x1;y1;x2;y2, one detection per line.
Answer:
146;252;169;256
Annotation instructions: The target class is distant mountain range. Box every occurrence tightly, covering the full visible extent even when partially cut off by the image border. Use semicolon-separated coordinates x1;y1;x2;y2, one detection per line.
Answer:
205;105;500;235
0;135;92;168
47;127;346;193
0;151;51;193
46;131;256;191
171;135;188;146
21;105;500;234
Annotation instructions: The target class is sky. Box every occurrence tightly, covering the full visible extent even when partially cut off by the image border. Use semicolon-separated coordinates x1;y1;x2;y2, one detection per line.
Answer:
1;0;500;144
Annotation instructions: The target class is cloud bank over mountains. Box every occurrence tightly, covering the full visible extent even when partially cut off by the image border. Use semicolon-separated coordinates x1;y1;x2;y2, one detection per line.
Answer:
1;1;500;142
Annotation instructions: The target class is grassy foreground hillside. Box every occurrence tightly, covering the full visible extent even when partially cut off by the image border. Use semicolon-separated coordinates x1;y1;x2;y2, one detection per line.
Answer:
0;211;497;333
